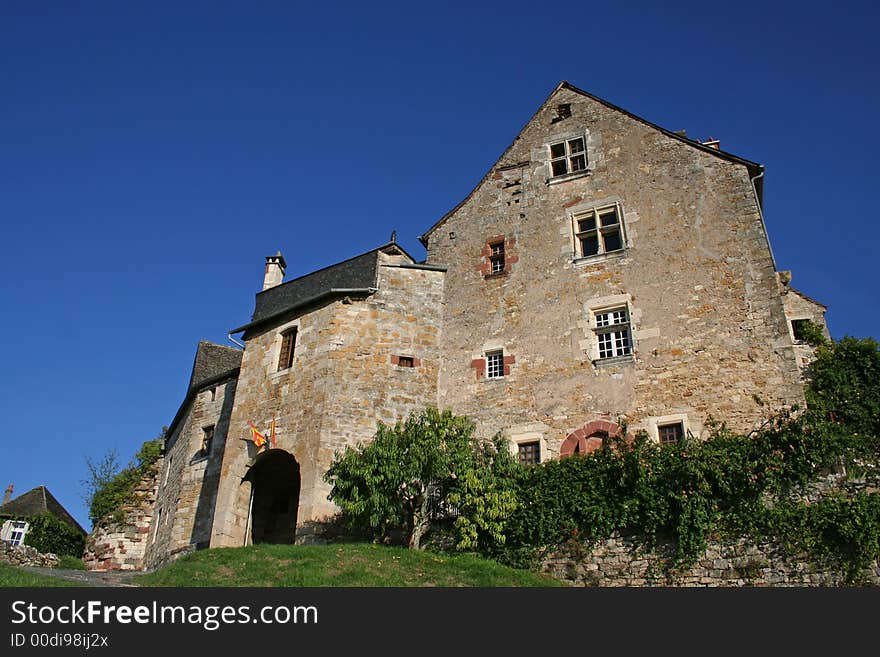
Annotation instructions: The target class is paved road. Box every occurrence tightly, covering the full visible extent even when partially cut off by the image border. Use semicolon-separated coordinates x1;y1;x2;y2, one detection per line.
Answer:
22;567;140;587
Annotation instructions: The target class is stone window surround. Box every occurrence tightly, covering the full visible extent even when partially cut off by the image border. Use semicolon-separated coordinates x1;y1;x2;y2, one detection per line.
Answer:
507;431;547;465
579;294;637;365
566;197;629;266
640;413;699;444
267;319;301;381
546;128;593;185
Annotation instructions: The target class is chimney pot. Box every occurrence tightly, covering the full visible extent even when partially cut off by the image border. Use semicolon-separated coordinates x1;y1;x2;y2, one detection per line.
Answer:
2;484;12;505
262;252;287;291
702;137;721;150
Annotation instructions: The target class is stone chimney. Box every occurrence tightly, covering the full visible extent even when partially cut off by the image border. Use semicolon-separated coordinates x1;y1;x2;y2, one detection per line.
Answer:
263;252;287;291
2;484;12;505
702;137;721;150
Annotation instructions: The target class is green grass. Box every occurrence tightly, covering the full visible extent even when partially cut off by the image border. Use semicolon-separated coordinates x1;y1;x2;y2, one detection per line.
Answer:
135;543;564;587
0;563;78;587
56;555;87;570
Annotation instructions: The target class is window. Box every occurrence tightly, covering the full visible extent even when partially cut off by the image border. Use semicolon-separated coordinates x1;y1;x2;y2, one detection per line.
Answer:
658;422;685;444
594;307;632;360
397;356;414;368
550;136;587;176
517;441;540;465
8;520;28;547
489;241;505;274
277;328;297;371
486;350;504;379
201;425;215;456
574;205;624;258
791;319;810;342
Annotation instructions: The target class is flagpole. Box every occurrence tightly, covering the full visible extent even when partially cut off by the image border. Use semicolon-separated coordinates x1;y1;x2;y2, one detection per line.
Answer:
244;483;254;547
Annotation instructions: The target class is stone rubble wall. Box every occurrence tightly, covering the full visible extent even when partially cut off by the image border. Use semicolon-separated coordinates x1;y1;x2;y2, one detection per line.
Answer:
82;457;162;571
0;541;60;568
542;534;880;587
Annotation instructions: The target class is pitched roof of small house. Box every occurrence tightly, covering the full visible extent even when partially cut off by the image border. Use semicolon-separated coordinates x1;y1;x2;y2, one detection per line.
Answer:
420;80;765;245
787;286;828;310
0;486;86;535
230;241;417;338
188;341;243;392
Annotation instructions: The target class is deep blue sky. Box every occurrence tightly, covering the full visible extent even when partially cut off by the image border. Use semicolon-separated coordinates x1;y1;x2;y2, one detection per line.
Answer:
2;1;878;531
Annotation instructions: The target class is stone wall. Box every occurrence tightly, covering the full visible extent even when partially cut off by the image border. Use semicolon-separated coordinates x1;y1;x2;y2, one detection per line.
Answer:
780;277;830;372
0;541;60;568
210;252;445;548
424;84;805;457
144;376;236;569
542;534;880;587
82;457;161;571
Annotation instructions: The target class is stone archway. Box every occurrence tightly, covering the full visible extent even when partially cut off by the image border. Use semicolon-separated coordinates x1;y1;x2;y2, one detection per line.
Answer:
244;450;301;545
560;420;628;457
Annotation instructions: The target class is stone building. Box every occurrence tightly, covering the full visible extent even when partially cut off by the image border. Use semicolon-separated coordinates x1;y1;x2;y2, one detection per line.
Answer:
135;81;827;569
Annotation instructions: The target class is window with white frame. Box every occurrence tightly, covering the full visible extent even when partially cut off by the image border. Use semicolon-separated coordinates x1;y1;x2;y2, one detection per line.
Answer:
486;350;505;379
7;520;28;547
549;136;588;177
573;204;625;258
594;307;633;360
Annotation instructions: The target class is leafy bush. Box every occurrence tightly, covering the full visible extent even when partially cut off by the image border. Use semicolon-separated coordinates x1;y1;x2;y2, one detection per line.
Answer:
324;408;517;550
489;411;878;581
23;513;85;557
88;438;163;524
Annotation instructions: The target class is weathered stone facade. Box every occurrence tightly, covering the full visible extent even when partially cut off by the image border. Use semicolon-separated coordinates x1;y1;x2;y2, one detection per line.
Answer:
142;81;828;569
209;250;444;549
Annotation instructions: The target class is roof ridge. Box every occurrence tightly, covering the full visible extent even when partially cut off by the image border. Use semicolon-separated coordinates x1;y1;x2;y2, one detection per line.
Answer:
254;241;415;298
421;80;763;243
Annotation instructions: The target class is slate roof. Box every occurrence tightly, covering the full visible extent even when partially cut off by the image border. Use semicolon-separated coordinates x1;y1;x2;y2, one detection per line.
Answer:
231;241;415;337
188;341;243;392
0;486;86;535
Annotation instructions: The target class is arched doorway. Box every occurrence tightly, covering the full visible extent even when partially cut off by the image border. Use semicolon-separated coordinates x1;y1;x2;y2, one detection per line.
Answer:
244;450;301;545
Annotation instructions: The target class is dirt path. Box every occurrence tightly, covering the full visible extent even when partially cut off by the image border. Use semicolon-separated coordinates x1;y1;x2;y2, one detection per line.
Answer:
22;567;140;587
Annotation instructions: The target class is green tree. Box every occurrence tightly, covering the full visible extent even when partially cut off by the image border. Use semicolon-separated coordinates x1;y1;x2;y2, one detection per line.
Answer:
23;513;85;557
324;408;518;550
805;335;880;441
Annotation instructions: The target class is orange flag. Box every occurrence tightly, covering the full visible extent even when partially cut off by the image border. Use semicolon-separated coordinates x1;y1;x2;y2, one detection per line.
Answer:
248;422;267;448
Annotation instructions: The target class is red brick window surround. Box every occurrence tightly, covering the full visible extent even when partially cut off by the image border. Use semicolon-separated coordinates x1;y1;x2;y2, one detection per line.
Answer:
470;351;516;380
391;355;420;368
476;235;518;277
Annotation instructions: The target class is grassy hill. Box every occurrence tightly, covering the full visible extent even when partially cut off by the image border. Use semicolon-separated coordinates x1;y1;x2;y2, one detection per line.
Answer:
133;543;562;587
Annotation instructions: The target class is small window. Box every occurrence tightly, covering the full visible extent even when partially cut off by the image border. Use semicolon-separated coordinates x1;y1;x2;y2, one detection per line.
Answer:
517;441;540;465
574;205;624;258
486;350;504;379
278;328;298;371
550;137;588;176
8;520;28;547
791;319;810;342
594;307;632;360
210;387;216;401
201;425;215;456
658;422;685;444
397;356;415;368
489;241;505;274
